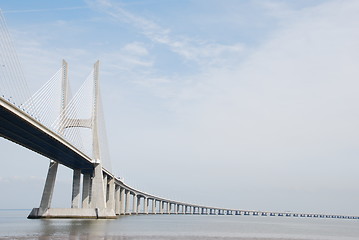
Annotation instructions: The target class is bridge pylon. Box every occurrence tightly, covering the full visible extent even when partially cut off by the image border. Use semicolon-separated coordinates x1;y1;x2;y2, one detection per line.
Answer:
28;60;115;219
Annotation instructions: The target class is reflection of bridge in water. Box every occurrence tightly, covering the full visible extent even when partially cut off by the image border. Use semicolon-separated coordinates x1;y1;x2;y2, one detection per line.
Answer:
0;11;357;220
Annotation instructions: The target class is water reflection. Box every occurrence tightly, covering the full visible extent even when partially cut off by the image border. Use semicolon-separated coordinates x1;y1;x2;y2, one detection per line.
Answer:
38;219;110;240
1;210;359;240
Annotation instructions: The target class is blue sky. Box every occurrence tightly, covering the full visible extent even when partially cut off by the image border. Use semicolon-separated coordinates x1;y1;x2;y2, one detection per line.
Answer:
1;0;359;215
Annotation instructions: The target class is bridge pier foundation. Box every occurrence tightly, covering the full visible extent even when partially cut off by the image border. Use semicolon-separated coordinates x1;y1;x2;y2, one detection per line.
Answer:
28;162;117;219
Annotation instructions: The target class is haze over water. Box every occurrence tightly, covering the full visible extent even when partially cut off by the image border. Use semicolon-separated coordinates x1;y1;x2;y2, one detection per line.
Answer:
0;210;358;240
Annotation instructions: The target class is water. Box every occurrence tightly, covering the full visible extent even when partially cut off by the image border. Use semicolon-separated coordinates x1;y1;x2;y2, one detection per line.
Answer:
0;210;359;240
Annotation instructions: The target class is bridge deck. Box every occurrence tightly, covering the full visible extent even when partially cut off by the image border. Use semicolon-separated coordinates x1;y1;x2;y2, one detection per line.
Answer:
0;99;94;173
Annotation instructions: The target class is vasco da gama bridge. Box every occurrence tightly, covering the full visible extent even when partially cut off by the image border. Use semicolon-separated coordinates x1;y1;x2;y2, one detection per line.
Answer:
0;12;358;220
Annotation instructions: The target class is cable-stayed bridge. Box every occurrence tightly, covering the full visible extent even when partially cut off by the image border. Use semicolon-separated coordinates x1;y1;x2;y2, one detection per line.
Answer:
0;12;358;220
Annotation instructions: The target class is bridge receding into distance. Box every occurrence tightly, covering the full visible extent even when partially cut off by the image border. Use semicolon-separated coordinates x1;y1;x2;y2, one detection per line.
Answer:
0;11;357;220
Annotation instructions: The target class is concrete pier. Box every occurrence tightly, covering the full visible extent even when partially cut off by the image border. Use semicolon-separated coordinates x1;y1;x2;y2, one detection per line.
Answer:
125;190;131;215
132;193;137;214
82;174;91;208
152;199;156;214
115;185;120;215
71;169;81;208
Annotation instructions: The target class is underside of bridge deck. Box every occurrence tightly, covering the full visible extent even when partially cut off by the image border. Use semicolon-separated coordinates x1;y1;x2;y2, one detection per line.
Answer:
0;101;94;174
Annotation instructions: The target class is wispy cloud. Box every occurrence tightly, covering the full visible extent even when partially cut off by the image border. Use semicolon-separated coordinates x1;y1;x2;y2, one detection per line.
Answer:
2;6;88;14
89;0;245;66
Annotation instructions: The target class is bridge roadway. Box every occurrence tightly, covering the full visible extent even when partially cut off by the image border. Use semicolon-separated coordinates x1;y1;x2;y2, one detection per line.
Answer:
0;97;94;173
1;97;358;220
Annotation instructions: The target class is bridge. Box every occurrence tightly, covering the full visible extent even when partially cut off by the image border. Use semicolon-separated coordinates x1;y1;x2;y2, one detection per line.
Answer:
0;11;358;220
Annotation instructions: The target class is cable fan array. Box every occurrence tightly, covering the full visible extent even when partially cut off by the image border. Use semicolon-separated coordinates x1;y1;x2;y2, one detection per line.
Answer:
27;66;113;171
22;68;65;126
22;64;112;171
97;94;112;171
0;10;31;107
51;68;93;156
0;9;112;171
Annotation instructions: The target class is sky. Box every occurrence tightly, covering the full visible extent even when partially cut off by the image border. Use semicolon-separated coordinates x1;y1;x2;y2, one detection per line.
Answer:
0;0;359;215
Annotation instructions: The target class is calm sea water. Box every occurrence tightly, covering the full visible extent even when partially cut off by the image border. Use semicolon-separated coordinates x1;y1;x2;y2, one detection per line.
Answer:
0;210;358;240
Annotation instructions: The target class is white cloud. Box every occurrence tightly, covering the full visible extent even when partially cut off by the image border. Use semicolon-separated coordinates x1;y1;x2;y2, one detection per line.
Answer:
90;0;245;66
122;42;149;56
3;6;88;14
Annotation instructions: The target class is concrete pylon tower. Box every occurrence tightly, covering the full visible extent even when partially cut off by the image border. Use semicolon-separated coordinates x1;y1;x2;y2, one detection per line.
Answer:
92;60;101;163
61;59;69;113
89;60;107;211
36;60;69;215
28;60;114;219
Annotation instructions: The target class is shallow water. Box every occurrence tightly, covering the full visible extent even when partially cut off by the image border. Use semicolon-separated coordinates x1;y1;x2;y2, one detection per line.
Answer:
0;210;358;240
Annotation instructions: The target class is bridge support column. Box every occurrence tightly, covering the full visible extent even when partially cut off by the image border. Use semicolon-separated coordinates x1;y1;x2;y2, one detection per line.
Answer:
136;196;141;214
132;194;137;214
125;190;131;215
160;201;163;214
115;185;120;215
119;188;125;215
71;169;81;208
40;161;58;209
107;178;115;212
152;199;156;214
103;175;108;202
144;197;149;214
82;173;91;208
91;163;106;210
28;161;58;218
167;202;170;214
40;161;59;210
